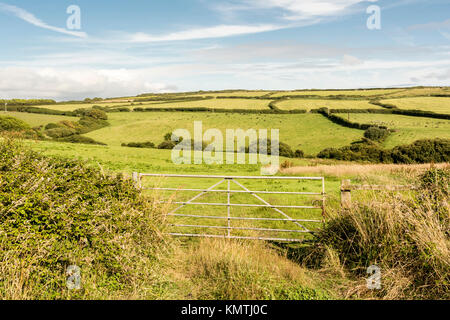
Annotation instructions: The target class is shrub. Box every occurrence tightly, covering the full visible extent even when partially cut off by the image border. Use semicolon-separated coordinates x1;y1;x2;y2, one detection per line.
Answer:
74;108;108;120
295;150;305;158
318;139;450;164
121;141;155;149
45;127;76;139
364;127;390;142
157;140;176;150
44;123;62;130
57;135;106;145
0;139;167;299
0;116;30;132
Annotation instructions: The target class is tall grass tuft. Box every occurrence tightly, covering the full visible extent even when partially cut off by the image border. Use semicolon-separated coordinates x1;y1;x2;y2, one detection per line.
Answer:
315;168;449;299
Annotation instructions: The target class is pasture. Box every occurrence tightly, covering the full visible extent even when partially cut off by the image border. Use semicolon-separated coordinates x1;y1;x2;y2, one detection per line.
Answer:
0;111;78;127
341;113;450;148
270;89;404;98
132;98;273;110
381;97;450;114
275;99;382;111
84;112;364;154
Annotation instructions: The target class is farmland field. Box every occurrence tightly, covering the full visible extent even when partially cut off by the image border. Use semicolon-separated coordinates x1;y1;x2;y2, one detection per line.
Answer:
275;99;382;111
0;111;78;127
270;89;404;97
84;112;364;154
341;113;450;148
381;97;450;114
132;98;273;110
38;102;131;111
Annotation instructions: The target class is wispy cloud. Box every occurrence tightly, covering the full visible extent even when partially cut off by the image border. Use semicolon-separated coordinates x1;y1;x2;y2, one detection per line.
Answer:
215;0;366;20
0;2;87;38
128;24;287;42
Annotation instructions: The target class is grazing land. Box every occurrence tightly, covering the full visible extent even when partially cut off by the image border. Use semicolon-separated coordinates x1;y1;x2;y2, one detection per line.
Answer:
339;113;450;148
2;86;449;300
381;97;450;114
84;112;364;154
0;111;78;127
270;89;404;97
276;99;382;111
133;98;273;110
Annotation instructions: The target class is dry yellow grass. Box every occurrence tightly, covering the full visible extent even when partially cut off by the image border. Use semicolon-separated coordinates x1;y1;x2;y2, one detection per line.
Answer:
281;163;449;178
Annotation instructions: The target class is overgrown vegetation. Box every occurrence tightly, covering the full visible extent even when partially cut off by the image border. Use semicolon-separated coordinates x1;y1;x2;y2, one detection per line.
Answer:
43;108;109;145
0;138;167;299
0;116;42;140
318;138;450;164
309;167;449;299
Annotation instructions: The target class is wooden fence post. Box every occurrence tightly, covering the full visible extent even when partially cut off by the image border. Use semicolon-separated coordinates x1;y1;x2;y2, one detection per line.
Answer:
341;179;352;208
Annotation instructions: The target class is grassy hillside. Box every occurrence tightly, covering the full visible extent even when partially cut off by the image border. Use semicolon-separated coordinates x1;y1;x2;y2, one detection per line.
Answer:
341;113;450;148
381;97;450;114
276;99;382;111
0;111;78;127
132;98;273;110
83;112;364;154
270;89;404;97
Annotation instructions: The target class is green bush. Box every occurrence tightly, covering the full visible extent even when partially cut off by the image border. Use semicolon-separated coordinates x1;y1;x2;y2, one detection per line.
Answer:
0;116;31;132
364;127;390;142
157;140;176;150
0;139;166;299
45;127;76;139
295;150;305;158
318;139;450;164
121;141;155;149
57;135;106;146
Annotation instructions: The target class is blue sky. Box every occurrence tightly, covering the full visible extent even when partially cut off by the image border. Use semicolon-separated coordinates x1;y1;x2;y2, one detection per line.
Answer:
0;0;449;100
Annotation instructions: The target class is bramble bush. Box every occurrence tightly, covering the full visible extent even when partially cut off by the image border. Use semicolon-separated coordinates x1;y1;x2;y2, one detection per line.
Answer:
0;138;167;299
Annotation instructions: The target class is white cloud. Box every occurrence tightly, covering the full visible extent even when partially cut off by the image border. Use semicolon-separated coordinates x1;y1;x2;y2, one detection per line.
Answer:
0;2;87;38
342;54;363;66
0;67;176;100
129;24;286;42
218;0;366;20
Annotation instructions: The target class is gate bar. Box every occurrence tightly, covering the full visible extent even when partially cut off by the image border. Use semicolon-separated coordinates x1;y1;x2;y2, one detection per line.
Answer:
168;213;322;223
171;224;313;233
140;173;323;180
160;201;321;209
168;233;315;243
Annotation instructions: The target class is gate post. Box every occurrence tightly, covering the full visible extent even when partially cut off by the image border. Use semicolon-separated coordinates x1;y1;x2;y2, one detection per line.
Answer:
341;179;352;208
132;172;140;188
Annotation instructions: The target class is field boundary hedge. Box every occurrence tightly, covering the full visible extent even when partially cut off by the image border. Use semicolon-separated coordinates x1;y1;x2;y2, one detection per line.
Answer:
315;108;388;130
133;107;307;114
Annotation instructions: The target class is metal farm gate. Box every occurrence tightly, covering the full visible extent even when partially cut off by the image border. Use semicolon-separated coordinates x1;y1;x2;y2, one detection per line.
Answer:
133;173;326;243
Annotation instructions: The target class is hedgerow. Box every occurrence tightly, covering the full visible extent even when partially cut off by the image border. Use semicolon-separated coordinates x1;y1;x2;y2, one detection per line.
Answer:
0;138;167;299
317;138;450;164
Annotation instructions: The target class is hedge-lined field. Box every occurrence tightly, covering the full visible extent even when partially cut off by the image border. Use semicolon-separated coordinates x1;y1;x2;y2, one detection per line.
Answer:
276;99;383;111
270;89;404;98
84;112;364;155
0;111;78;127
38;102;130;111
381;97;450;114
131;98;273;110
340;113;450;148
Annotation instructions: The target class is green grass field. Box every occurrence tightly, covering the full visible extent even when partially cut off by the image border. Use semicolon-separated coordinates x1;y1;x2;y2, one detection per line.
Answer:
84;112;364;154
276;99;382;111
25;139;334;242
38;102;130;111
133;98;273;110
0;111;78;127
342;113;450;148
270;89;404;98
381;97;450;114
